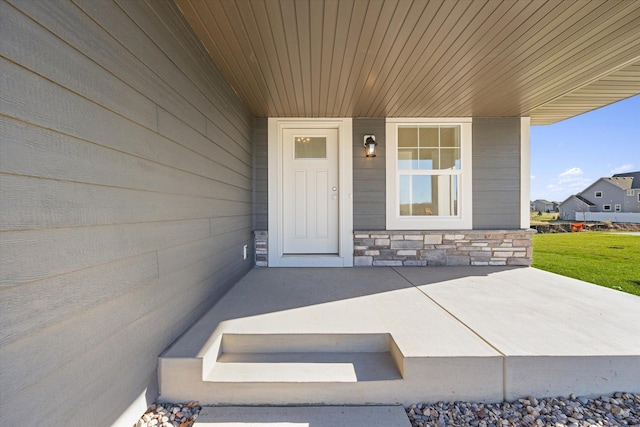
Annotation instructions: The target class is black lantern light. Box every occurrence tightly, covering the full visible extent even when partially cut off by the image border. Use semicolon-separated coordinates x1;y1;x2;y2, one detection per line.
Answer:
364;135;377;157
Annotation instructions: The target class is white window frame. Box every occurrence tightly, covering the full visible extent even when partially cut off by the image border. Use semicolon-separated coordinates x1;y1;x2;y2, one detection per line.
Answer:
595;191;603;198
614;204;621;212
386;118;472;230
603;204;611;211
627;189;634;196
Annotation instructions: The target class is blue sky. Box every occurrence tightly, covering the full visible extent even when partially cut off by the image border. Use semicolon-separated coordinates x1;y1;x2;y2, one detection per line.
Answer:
530;94;640;203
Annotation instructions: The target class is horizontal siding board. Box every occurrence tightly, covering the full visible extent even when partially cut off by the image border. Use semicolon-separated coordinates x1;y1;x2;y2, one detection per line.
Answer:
157;108;251;176
353;215;386;230
10;0;207;133
76;371;157;427
473;214;521;227
206;118;252;162
113;0;251;130
353;179;385;193
354;169;386;181
472;179;520;192
0;117;248;201
353;118;385;230
472;144;521;156
0;2;157;130
252;118;268;230
353;192;386;204
0;253;158;346
1;2;253;426
157;228;250;277
473;167;521;181
254;143;268;158
65;259;248;427
254;179;268;194
70;0;215;134
0;250;248;424
472;118;522;229
1;219;211;287
0;175;250;231
474;191;520;204
253;214;268;230
0;60;250;190
254;194;268;210
209;215;251;235
473;156;524;169
140;0;252;128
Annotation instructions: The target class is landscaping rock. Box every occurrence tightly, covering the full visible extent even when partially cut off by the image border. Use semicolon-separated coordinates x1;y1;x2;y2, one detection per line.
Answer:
406;393;640;427
134;401;201;427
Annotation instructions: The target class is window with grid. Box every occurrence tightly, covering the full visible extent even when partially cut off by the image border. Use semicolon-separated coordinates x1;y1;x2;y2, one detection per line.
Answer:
386;120;472;229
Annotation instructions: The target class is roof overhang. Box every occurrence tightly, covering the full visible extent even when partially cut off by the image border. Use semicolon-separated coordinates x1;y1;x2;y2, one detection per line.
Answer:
175;0;640;123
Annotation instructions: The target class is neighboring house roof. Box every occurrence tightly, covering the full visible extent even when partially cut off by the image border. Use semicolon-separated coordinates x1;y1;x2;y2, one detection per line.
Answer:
574;194;596;206
612;171;640;188
602;177;634;191
174;0;640;123
578;176;634;199
559;194;595;207
563;173;639;209
534;199;553;204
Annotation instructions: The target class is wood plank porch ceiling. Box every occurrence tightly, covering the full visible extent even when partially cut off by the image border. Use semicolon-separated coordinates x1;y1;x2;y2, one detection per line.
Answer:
175;0;640;124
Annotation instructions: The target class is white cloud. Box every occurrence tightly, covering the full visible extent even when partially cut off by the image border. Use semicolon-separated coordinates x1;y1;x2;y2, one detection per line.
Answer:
556;167;590;187
559;167;583;179
539;167;592;201
610;164;635;174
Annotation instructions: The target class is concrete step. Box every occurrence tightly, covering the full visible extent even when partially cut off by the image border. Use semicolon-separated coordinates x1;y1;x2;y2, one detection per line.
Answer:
158;330;503;405
193;406;412;427
159;267;640;406
218;333;395;354
209;351;402;382
205;333;403;383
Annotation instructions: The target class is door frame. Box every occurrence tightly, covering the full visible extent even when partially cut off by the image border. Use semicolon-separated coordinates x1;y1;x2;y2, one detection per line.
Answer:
268;118;353;267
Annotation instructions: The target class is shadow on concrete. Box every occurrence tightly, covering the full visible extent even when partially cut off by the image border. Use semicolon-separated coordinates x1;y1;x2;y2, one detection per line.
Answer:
164;266;521;357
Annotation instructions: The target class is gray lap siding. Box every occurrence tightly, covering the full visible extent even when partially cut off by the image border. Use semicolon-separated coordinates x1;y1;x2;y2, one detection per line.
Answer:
1;1;253;425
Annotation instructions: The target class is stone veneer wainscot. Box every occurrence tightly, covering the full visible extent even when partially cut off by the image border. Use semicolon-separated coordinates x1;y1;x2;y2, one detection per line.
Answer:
254;229;535;267
354;230;535;267
254;231;268;267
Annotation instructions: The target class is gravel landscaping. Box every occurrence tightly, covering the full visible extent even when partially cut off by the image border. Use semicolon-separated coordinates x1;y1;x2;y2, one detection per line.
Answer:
134;401;201;427
406;393;640;427
134;393;639;426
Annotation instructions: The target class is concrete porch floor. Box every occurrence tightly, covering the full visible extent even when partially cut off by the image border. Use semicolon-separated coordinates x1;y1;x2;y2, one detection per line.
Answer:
159;266;640;406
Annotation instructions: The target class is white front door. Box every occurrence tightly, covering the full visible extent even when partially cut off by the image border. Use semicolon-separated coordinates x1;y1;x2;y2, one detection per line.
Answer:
268;118;353;267
282;128;339;254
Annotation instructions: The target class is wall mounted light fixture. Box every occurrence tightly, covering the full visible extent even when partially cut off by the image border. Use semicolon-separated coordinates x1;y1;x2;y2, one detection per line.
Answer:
364;135;377;157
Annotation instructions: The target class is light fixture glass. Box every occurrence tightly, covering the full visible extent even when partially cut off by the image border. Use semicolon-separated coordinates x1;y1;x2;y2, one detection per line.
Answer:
364;135;377;157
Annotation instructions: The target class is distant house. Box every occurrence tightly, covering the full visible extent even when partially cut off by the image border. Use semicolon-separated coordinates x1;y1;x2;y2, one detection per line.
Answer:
532;199;558;213
559;195;596;220
559;172;640;220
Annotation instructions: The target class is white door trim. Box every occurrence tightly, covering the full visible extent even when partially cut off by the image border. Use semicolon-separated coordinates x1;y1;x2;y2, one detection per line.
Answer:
268;118;353;267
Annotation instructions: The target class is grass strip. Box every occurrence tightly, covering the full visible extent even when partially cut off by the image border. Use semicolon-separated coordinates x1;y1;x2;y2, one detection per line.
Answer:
532;232;640;296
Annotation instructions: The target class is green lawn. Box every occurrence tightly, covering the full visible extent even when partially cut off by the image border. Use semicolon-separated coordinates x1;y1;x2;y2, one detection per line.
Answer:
530;211;558;223
532;232;640;296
